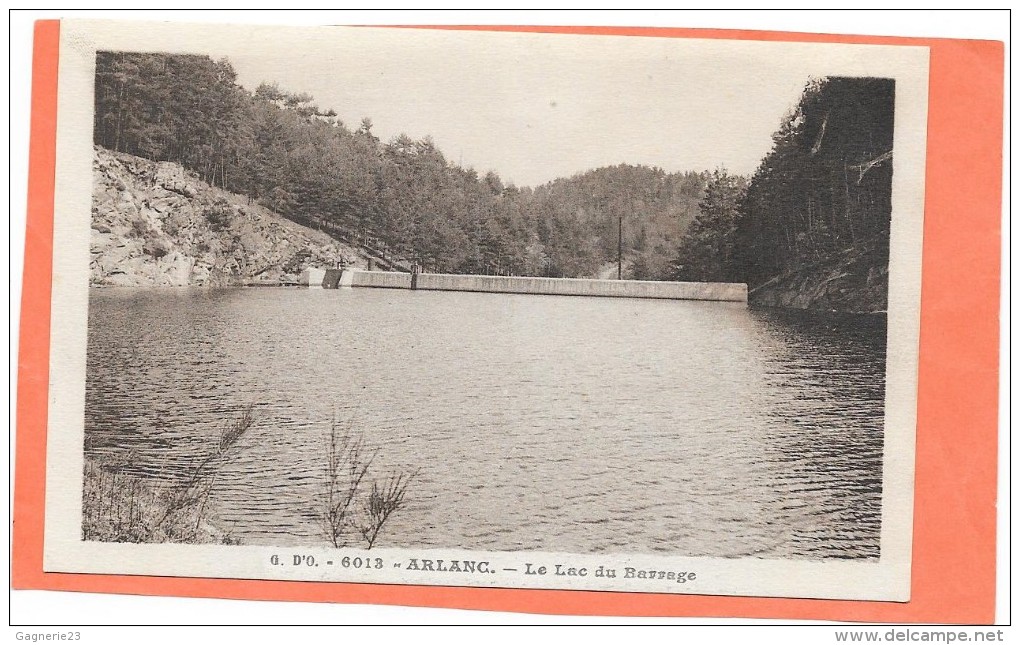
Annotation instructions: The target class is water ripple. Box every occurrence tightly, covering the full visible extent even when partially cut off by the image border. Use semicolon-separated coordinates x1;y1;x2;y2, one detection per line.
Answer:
84;289;885;560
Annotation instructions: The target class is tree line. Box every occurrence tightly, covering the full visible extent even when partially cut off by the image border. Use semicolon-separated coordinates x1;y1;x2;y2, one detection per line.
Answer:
672;77;895;289
94;52;893;287
94;51;709;278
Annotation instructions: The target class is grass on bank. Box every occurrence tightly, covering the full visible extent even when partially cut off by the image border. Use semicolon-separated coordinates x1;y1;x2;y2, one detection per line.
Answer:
83;406;418;549
81;405;254;544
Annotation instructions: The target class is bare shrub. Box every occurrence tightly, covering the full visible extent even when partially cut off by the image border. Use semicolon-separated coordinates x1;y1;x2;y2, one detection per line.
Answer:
319;417;372;548
318;415;417;549
358;471;415;549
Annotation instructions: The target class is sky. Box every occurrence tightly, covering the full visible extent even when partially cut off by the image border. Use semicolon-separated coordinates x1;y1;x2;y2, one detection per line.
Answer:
217;27;822;187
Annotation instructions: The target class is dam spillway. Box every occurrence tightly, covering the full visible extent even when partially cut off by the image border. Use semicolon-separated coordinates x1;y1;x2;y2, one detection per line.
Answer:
321;269;747;303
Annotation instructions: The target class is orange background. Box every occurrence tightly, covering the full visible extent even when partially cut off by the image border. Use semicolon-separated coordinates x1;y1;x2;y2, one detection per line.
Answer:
12;20;1004;623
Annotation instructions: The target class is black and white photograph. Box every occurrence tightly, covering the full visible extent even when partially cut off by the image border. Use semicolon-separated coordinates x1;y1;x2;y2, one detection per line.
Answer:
41;20;929;600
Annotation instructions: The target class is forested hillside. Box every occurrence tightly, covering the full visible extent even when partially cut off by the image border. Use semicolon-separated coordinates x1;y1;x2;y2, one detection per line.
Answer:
667;77;895;312
735;78;895;289
93;52;895;311
94;52;707;279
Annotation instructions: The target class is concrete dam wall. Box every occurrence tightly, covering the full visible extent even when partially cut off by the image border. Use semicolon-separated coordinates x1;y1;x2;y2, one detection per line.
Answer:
341;270;747;303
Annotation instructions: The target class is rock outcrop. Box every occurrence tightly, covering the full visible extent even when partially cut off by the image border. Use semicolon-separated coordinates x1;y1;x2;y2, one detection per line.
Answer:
748;243;889;314
91;146;367;286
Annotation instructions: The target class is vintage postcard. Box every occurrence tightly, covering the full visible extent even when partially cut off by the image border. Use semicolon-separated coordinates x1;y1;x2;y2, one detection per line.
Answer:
33;19;935;603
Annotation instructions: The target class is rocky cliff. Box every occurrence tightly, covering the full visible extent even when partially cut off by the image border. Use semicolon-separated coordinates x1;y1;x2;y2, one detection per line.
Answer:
90;146;367;286
748;243;888;314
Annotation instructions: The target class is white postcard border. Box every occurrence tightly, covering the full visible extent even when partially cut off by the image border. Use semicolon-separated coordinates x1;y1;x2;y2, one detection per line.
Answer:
42;19;929;602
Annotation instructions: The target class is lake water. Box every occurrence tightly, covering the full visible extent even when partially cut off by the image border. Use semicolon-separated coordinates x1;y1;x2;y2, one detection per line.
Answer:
84;287;886;559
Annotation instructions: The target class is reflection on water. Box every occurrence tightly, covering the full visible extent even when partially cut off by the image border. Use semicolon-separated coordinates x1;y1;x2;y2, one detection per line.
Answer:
84;288;885;559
